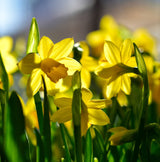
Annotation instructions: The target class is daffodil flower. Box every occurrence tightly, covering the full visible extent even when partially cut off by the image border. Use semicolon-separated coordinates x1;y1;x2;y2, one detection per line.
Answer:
18;36;81;96
52;88;111;136
96;39;137;99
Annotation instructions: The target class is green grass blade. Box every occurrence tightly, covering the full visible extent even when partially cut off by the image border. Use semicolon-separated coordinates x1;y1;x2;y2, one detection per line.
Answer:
42;76;52;162
34;128;45;162
5;91;30;162
27;17;40;54
0;53;9;98
84;128;93;162
34;92;43;134
60;123;71;162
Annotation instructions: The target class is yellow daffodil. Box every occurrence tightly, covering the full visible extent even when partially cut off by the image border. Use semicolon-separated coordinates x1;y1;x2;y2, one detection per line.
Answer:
51;88;111;136
132;29;157;56
18;36;81;96
96;39;137;99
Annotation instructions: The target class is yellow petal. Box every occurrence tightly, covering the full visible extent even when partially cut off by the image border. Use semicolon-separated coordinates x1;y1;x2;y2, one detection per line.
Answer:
81;68;91;88
120;39;133;63
81;107;89;136
38;36;54;59
50;38;74;60
54;97;72;109
0;36;13;52
88;109;110;125
106;77;121;99
126;56;137;68
26;69;42;97
51;108;72;123
104;41;121;65
81;88;93;103
121;74;131;95
79;41;89;57
108;127;128;133
18;53;41;74
87;99;112;109
58;57;81;75
2;53;18;73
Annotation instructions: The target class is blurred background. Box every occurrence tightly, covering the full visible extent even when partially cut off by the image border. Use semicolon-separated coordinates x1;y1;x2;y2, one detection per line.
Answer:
1;0;160;44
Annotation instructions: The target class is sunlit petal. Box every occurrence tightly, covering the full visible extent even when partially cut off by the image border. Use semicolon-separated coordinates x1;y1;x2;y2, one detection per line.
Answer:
121;74;131;95
38;36;54;59
106;77;121;99
51;108;72;123
26;69;42;97
120;39;133;63
50;38;74;60
58;57;81;75
104;41;121;64
81;88;93;103
88;109;110;125
18;53;41;74
81;68;91;88
0;36;13;52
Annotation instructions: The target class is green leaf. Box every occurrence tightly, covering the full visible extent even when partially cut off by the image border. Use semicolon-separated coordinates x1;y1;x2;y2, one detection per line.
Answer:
5;91;30;162
0;53;9;98
72;71;82;162
34;128;45;162
42;76;52;162
60;124;71;162
34;91;43;134
84;128;93;162
27;17;40;54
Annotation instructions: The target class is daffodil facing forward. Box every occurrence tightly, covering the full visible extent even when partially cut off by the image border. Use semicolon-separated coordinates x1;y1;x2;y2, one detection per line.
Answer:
96;39;137;99
18;36;81;96
52;88;111;136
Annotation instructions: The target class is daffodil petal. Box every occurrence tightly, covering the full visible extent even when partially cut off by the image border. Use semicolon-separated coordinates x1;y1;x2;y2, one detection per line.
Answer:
88;109;110;125
50;38;74;60
126;56;137;68
81;68;91;88
54;97;72;109
79;41;89;57
106;77;121;99
120;39;133;63
104;41;121;64
38;36;54;59
18;53;41;74
108;127;128;133
51;108;72;123
87;99;112;109
58;57;81;75
26;69;42;97
121;74;131;95
0;36;13;52
81;88;93;103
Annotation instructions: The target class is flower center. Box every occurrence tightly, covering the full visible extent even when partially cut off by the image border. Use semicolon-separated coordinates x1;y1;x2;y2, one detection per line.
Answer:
40;58;68;83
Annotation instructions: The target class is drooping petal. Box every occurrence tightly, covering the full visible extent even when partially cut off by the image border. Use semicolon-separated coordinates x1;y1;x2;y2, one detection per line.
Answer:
51;108;72;123
104;41;121;65
81;88;93;103
87;99;112;109
88;109;110;125
18;53;41;74
49;38;74;60
81;68;91;88
26;69;42;97
58;57;81;75
121;74;131;95
38;36;54;59
81;107;89;136
106;77;121;99
54;97;72;109
120;39;133;63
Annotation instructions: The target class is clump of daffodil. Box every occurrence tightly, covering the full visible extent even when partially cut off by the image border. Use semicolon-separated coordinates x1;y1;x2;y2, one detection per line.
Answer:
0;36;18;87
95;39;137;99
18;36;81;96
86;15;122;58
51;88;111;136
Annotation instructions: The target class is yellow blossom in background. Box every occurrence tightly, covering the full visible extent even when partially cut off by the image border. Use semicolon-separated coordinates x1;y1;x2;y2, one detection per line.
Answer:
132;29;157;56
51;88;111;136
18;36;81;96
96;39;137;99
